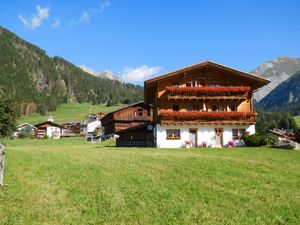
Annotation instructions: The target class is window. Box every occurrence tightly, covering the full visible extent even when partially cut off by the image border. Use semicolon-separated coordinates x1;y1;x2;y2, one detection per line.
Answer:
173;105;179;111
166;129;181;140
186;105;200;111
232;129;246;140
229;105;237;112
218;105;225;112
138;108;143;116
172;82;179;87
193;105;200;110
212;105;218;112
186;82;192;87
186;105;193;111
208;83;221;87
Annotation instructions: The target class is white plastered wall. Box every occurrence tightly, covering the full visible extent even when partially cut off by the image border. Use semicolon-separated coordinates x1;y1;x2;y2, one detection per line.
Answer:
156;124;255;148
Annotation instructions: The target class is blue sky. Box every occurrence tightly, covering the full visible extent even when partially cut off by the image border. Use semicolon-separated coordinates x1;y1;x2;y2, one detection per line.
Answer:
1;0;300;84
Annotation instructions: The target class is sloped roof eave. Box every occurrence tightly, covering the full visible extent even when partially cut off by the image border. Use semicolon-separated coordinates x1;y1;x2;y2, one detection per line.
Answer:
145;60;270;87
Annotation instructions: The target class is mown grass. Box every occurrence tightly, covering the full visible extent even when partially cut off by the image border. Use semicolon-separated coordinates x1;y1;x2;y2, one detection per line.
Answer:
1;139;300;224
294;115;300;127
18;103;125;124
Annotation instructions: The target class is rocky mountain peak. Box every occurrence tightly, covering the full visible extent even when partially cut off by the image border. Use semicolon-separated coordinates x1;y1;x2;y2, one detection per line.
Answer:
79;65;122;82
251;56;300;102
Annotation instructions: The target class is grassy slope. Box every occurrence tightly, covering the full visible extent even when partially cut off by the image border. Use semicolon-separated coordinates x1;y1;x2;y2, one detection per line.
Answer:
294;115;300;127
18;103;125;124
1;139;300;224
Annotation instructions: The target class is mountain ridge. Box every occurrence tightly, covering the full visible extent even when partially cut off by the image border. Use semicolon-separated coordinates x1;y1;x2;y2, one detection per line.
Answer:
0;26;143;114
257;70;300;113
251;56;300;102
79;65;122;82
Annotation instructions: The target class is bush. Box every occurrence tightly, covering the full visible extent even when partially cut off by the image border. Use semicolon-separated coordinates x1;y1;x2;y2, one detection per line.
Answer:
243;134;267;147
18;131;33;139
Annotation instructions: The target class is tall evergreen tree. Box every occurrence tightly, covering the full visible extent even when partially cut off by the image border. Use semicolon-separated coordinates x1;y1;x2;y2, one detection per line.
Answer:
0;97;19;137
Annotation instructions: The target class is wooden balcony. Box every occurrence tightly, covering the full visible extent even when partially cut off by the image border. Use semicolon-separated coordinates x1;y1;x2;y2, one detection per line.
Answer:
159;111;256;125
166;86;250;100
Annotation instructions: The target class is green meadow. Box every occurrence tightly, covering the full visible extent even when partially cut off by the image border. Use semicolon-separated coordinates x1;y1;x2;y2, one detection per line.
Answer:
17;103;125;125
294;115;300;127
0;138;300;224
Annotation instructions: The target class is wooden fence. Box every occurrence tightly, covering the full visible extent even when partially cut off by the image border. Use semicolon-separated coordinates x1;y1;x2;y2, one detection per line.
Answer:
0;144;4;186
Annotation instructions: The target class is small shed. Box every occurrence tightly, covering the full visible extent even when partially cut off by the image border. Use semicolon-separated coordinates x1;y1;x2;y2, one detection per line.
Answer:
116;123;155;147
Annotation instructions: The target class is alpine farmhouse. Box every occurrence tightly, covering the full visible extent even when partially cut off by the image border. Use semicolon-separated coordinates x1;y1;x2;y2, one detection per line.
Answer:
144;61;270;148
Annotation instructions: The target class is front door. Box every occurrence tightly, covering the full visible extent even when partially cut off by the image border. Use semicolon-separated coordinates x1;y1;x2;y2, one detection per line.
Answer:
215;128;223;146
189;129;197;147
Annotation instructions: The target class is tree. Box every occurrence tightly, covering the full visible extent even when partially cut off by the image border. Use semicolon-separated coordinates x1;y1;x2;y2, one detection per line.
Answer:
0;98;19;137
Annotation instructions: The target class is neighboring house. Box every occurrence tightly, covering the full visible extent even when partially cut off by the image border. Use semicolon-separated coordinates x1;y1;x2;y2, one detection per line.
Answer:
268;128;296;141
101;102;153;135
86;120;102;133
96;112;106;120
62;122;81;134
142;60;270;148
16;123;37;135
34;121;66;139
116;123;155;147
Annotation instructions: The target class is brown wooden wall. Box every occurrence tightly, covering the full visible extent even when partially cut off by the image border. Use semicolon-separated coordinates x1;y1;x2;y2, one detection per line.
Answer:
101;103;153;135
146;66;256;122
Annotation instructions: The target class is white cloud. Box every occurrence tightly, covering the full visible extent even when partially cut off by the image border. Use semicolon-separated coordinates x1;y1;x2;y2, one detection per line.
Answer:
80;11;90;23
119;65;161;83
70;0;111;26
19;5;50;29
51;19;60;28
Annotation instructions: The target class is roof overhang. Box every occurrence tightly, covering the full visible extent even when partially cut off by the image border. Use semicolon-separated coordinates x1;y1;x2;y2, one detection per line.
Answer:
145;60;270;89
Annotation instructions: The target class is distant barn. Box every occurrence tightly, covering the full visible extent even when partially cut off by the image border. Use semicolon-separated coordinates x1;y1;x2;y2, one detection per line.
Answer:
101;102;153;136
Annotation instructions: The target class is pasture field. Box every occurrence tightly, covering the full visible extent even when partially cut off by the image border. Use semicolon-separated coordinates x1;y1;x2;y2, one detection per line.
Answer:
294;115;300;127
18;103;125;124
0;138;300;224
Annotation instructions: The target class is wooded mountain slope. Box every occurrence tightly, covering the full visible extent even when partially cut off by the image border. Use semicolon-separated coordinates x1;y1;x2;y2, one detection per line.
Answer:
0;26;143;114
257;71;300;114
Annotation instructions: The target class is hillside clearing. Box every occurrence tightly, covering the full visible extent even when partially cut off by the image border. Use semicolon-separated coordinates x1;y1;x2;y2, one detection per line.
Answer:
0;139;300;224
18;103;124;124
294;115;300;127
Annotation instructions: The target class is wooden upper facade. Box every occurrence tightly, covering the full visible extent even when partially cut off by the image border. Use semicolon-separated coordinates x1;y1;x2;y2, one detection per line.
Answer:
101;102;153;135
144;61;270;125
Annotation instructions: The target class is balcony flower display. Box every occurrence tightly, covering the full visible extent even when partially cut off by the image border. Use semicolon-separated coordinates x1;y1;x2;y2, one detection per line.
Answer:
166;86;251;96
159;111;256;121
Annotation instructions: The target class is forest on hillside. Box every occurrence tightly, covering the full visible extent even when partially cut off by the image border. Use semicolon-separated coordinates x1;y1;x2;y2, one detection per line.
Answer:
0;26;143;115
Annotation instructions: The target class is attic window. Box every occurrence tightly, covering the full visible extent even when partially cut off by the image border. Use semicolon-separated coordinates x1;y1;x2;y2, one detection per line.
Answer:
138;108;143;116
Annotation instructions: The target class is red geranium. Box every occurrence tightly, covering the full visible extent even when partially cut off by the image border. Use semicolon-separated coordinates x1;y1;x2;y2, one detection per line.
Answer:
166;86;251;96
159;111;256;121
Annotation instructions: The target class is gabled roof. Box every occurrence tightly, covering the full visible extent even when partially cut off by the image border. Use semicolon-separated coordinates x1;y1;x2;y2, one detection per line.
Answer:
16;123;37;129
145;60;270;87
34;121;65;129
101;101;152;121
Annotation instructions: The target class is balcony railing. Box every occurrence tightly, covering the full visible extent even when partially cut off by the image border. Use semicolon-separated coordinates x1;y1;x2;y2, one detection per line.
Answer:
166;86;251;100
159;111;256;124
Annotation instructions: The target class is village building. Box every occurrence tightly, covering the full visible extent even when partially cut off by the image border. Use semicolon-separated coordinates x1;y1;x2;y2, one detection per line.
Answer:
16;123;37;136
101;102;153;136
62;122;81;134
34;120;66;139
142;61;270;148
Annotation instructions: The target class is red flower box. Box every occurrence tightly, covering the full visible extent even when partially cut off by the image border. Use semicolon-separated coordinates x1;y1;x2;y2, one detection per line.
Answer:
159;111;256;121
166;86;251;96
